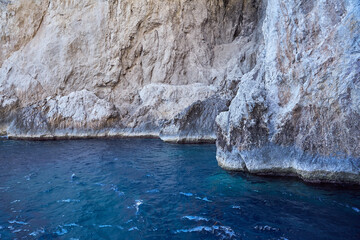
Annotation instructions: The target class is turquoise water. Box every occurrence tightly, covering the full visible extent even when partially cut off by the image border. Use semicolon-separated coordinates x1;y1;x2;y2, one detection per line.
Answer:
0;138;359;240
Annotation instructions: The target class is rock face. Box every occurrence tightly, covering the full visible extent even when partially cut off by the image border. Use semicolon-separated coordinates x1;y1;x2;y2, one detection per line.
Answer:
216;0;360;183
0;0;256;139
0;0;359;183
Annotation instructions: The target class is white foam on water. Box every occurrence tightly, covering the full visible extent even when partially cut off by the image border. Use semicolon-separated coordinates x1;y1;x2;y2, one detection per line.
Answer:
175;226;212;233
29;228;45;237
174;225;236;238
0;225;3;230
111;184;125;196
55;226;68;236
180;192;193;197
195;197;212;202
24;173;35;181
182;216;209;222
135;200;143;214
128;227;139;231
99;225;112;228
8;220;28;225
231;205;241;209
10;200;20;204
64;223;80;227
12;229;22;233
352;207;360;213
57;199;80;203
8;226;14;230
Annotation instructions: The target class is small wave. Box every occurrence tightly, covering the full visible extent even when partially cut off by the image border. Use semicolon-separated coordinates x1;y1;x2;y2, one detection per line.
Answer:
180;192;193;197
254;225;279;232
57;199;80;203
111;184;125;196
24;173;36;181
10;200;20;204
231;205;241;209
71;173;77;180
29;228;45;237
182;216;209;222
135;200;143;214
174;226;211;233
64;223;80;227
12;229;22;233
352;207;360;213
174;225;236;238
99;225;112;228
0;186;10;191
128;227;139;231
146;189;159;193
55;226;68;236
8;220;28;225
0;226;3;230
195;197;212;202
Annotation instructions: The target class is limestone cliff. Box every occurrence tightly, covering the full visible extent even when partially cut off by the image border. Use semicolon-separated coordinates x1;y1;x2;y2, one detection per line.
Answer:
216;0;360;183
0;0;359;183
1;0;259;141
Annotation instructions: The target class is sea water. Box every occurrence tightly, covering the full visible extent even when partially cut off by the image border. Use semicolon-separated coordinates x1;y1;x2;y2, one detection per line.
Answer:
0;139;359;239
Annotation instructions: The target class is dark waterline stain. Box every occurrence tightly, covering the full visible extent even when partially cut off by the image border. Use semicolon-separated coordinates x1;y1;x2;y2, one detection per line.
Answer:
0;138;359;240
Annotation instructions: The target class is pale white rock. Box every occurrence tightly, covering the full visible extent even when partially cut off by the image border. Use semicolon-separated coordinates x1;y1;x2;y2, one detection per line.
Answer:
0;0;250;140
216;0;360;183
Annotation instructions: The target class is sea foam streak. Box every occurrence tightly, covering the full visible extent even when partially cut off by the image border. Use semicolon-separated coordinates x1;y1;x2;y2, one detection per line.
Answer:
182;216;209;222
175;225;236;238
180;192;193;197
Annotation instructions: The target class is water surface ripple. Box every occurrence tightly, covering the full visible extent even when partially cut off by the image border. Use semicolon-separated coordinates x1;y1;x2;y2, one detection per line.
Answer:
0;139;359;239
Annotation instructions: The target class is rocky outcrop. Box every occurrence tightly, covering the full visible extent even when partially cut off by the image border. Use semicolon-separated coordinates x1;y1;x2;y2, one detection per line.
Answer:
0;0;259;140
216;0;360;184
160;95;229;143
0;0;359;183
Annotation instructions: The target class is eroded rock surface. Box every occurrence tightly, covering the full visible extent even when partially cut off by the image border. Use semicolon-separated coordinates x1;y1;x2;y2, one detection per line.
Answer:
0;0;259;140
216;0;360;183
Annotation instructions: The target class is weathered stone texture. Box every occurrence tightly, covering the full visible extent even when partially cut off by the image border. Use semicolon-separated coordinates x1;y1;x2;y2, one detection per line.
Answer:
1;0;260;139
216;0;360;183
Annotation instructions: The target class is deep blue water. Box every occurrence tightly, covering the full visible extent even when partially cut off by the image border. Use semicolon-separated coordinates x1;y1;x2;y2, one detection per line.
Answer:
0;138;359;240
